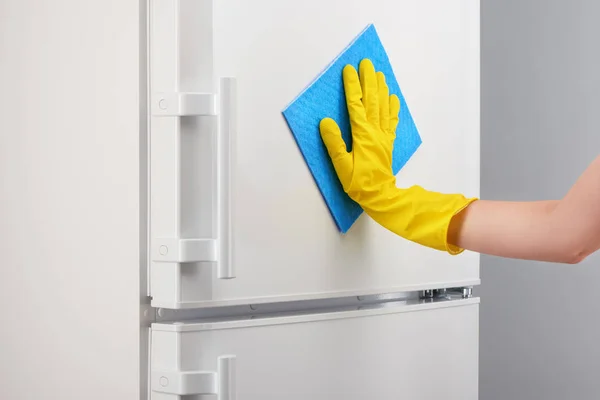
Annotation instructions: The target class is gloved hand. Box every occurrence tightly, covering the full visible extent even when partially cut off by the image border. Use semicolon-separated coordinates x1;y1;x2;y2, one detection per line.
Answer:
319;59;477;254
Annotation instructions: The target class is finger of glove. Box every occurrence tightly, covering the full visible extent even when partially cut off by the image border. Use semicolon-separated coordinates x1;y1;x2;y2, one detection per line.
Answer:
319;117;353;187
377;72;390;132
359;59;379;126
389;94;401;137
342;65;369;134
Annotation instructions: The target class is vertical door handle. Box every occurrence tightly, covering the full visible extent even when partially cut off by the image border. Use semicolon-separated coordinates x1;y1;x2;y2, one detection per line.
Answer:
218;355;237;400
217;77;236;279
151;79;236;281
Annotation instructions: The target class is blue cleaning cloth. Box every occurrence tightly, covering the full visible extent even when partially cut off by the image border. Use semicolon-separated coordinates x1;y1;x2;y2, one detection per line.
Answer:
282;24;422;233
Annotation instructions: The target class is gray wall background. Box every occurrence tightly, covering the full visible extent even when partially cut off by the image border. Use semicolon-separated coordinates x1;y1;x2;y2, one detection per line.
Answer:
480;0;600;398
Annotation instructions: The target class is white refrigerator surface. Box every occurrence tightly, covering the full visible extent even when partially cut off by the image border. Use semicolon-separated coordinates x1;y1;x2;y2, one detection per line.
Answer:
151;298;479;400
149;0;480;309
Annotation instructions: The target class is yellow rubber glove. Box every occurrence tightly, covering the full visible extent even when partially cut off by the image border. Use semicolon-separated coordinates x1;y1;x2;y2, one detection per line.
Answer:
319;59;478;254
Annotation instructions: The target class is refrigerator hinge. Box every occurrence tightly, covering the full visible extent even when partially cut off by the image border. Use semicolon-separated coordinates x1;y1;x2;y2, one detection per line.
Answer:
420;286;473;300
152;355;236;399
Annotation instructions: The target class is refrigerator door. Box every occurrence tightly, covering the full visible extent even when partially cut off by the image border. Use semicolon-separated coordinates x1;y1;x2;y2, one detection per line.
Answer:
148;0;480;308
150;297;479;399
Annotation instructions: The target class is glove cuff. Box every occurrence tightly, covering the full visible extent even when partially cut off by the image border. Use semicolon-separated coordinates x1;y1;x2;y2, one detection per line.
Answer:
361;184;478;255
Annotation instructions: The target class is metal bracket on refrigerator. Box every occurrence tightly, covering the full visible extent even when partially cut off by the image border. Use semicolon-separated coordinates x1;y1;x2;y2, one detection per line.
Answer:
460;287;473;298
152;355;236;399
419;286;473;300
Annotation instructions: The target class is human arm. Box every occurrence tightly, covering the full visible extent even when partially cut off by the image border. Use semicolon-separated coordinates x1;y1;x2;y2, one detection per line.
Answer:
449;155;600;263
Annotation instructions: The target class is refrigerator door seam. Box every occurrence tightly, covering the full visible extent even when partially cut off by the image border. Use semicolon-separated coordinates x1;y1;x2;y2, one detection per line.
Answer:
153;289;479;328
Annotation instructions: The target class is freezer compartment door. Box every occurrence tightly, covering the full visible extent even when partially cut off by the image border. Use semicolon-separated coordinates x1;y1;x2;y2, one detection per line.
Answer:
150;298;479;399
148;0;480;308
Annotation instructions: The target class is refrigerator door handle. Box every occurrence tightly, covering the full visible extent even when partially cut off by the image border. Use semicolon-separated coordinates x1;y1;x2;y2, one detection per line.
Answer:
152;355;237;399
150;78;237;280
149;0;235;283
217;77;236;279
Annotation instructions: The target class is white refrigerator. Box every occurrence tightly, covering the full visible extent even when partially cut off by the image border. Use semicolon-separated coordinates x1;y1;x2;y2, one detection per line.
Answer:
0;0;480;399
